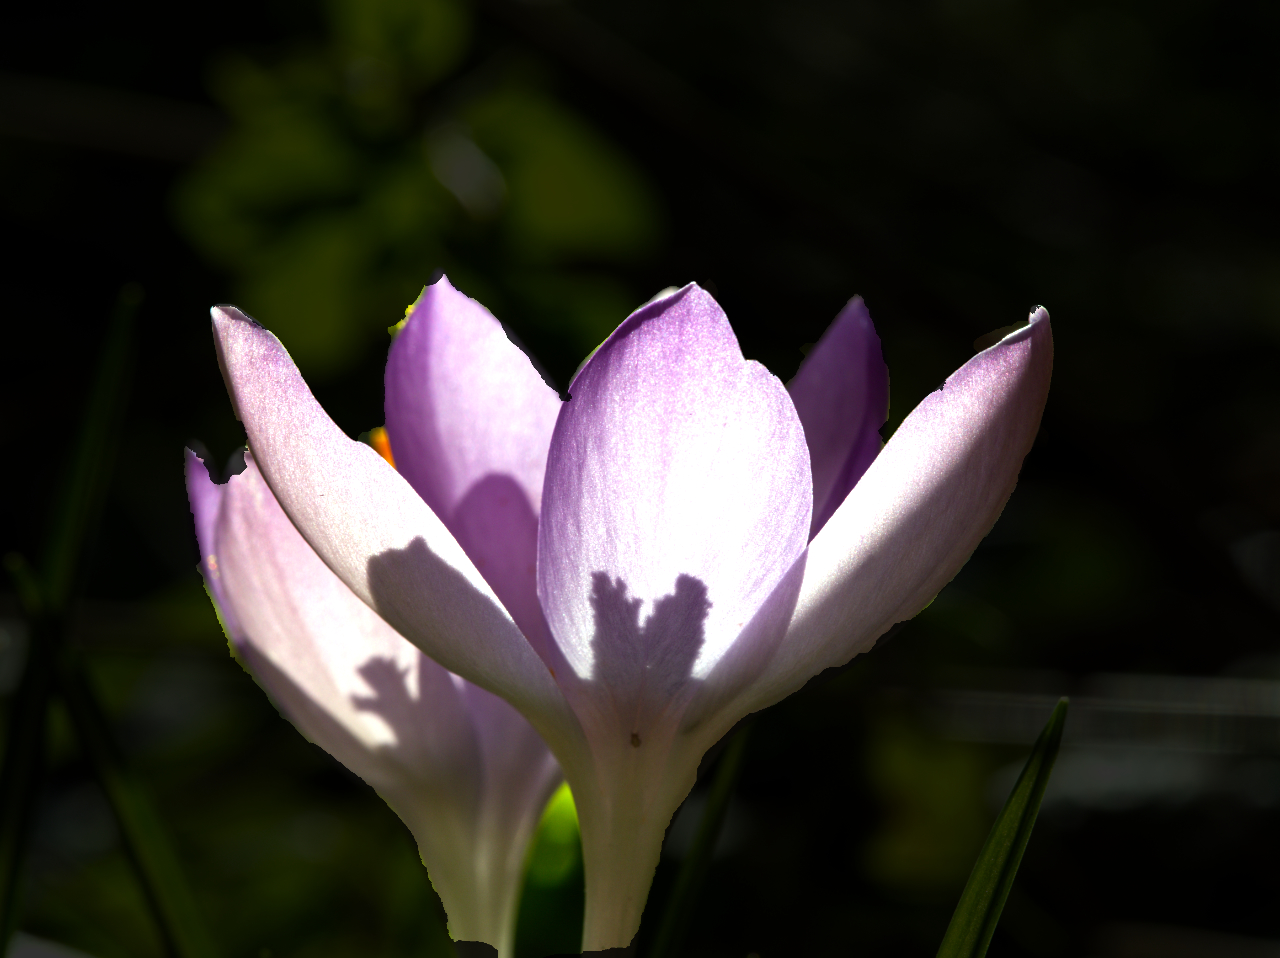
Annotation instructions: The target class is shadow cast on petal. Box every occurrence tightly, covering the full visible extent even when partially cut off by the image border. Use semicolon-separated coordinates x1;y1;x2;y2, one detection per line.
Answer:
585;572;710;745
680;550;808;735
366;536;538;692
450;473;552;654
241;645;378;772
350;655;483;793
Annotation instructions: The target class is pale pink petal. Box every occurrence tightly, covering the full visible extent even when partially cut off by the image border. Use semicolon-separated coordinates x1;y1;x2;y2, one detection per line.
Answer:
741;308;1053;711
216;458;481;791
213;457;561;953
540;283;811;704
536;284;812;948
209;306;570;738
787;296;889;538
184;449;240;638
385;276;562;650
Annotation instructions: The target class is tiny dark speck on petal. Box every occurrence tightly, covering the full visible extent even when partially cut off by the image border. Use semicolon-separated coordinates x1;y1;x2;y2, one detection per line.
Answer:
630;732;642;748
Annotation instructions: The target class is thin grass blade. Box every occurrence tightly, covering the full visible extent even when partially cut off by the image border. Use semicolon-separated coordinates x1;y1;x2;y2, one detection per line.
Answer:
0;285;140;942
58;652;220;958
41;283;141;612
935;697;1068;958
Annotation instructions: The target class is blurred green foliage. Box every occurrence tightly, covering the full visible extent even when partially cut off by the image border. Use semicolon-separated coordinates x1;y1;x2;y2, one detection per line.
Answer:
175;0;661;380
515;783;583;958
862;715;991;895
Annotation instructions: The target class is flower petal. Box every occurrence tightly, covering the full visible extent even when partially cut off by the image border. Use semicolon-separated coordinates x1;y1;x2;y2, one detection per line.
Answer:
539;283;812;695
207;456;561;952
209;305;569;734
184;449;240;637
746;308;1053;709
536;285;813;949
385;276;562;648
215;457;482;785
787;296;889;539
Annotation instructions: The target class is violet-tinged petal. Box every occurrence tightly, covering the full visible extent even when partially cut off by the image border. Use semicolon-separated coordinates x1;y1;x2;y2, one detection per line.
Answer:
209;306;570;737
537;284;812;948
210;457;560;954
540;283;811;703
744;309;1053;711
386;277;562;648
184;449;240;637
787;296;889;539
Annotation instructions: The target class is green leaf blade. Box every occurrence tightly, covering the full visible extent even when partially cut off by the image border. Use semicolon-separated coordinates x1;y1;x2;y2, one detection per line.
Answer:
936;697;1068;958
41;283;141;612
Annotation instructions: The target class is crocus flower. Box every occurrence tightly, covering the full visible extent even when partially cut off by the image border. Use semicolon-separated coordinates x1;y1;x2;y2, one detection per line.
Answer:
210;277;1052;950
185;448;561;958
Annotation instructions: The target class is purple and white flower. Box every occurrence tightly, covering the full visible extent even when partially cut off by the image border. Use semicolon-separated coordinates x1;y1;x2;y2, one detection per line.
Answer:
209;277;1052;949
186;449;560;957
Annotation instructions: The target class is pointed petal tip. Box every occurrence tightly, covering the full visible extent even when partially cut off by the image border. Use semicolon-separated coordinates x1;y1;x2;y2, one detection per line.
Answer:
401;274;497;336
628;281;698;320
1022;307;1051;346
211;304;260;328
788;292;888;538
839;293;870;319
971;305;1052;359
566;282;717;395
1018;305;1051;335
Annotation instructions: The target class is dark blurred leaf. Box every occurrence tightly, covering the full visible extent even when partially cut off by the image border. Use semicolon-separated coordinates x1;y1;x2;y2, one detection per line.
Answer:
41;283;140;614
0;284;139;942
645;721;751;958
174;0;661;381
58;650;220;958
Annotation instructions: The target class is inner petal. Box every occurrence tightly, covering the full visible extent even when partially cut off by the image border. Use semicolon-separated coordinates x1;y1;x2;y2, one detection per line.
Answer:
537;284;812;697
385;275;562;647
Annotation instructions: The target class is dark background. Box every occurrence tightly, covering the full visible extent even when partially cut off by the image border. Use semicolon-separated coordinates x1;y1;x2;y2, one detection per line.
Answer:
3;0;1280;956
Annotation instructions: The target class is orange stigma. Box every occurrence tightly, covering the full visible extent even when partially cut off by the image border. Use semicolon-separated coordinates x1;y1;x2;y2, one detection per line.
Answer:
369;427;395;468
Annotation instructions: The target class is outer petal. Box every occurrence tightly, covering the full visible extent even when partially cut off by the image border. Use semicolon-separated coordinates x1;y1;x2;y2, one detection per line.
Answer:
787;296;889;539
744;308;1053;711
205;456;561;955
210;306;571;739
185;449;240;638
385;276;562;647
536;284;812;948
